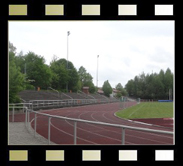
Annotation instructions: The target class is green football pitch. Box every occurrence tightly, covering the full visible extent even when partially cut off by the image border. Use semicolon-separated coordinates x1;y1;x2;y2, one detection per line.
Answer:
115;102;173;119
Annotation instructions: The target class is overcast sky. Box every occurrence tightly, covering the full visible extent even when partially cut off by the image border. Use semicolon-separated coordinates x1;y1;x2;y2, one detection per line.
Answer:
9;21;174;88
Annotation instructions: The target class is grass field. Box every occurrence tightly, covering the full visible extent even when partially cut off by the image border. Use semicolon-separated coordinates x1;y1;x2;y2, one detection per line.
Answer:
116;102;173;119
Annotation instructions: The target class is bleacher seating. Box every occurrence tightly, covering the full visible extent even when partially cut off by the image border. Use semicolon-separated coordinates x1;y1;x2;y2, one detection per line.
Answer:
63;93;87;99
18;90;119;104
90;93;107;100
18;90;61;102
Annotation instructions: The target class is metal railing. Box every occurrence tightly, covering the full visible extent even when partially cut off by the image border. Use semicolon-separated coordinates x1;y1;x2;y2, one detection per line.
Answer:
24;108;173;145
47;87;60;98
9;99;111;121
9;102;173;145
28;99;111;109
9;103;28;122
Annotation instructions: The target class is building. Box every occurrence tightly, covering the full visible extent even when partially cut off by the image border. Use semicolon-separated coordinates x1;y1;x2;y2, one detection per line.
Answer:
110;88;120;98
82;86;89;94
97;88;104;95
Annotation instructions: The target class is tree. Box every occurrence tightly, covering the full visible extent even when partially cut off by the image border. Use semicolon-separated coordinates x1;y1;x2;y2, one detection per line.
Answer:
9;45;25;103
84;81;96;93
164;68;173;99
9;42;17;53
116;83;123;90
102;80;112;97
50;58;79;92
68;66;79;92
78;66;87;84
78;66;96;93
13;50;53;90
78;66;93;85
14;51;26;73
125;79;134;96
50;59;69;90
125;68;174;100
23;52;53;89
115;83;127;97
75;80;82;92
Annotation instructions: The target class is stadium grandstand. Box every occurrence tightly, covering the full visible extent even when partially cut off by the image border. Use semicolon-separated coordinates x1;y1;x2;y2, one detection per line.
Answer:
17;90;120;110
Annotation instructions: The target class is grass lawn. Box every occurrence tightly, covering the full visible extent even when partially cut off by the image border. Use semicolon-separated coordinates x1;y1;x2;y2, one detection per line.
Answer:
115;102;173;119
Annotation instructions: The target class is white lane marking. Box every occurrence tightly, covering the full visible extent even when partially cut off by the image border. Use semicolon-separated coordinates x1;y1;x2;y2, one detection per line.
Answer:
50;119;98;145
34;102;173;144
64;118;122;143
54;106;173;143
53;111;171;144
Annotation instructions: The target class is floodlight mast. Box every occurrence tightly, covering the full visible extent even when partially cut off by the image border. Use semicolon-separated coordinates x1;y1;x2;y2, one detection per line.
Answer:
96;55;99;88
66;31;70;92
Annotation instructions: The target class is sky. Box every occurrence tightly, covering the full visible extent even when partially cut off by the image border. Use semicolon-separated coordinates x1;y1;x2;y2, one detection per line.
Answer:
9;21;174;88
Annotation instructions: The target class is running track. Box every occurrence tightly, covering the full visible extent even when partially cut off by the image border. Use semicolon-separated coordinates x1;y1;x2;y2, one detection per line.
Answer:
10;102;174;145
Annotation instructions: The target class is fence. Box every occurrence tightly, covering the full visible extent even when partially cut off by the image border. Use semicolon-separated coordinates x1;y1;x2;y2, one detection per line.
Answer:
28;99;113;110
9;103;28;122
9;102;173;145
25;108;173;145
119;97;137;109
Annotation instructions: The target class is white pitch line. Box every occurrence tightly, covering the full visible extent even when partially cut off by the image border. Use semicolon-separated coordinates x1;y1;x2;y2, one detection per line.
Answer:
127;119;153;126
113;112;173;139
101;112;172;144
128;103;146;118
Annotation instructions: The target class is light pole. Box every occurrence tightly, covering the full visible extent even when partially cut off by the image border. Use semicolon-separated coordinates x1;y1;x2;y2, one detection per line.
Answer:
66;31;70;92
96;55;99;88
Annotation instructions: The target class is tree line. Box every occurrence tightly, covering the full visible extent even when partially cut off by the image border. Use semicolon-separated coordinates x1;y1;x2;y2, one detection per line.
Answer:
9;42;173;103
125;69;174;100
9;42;98;103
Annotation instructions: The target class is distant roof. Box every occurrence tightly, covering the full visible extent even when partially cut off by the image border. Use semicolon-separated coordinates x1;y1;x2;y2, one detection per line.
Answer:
113;89;120;93
83;87;89;89
97;89;104;93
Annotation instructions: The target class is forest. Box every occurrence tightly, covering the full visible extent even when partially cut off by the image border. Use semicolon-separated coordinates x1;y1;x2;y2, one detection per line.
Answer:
125;69;173;100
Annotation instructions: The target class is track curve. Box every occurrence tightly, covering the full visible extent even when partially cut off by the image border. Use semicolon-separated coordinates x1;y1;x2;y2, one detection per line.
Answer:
28;102;173;145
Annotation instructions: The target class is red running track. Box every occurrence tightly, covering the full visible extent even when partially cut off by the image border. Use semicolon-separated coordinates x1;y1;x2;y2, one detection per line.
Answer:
9;102;174;145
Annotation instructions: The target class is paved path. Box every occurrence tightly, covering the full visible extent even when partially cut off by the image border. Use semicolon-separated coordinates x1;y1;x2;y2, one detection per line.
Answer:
9;122;56;145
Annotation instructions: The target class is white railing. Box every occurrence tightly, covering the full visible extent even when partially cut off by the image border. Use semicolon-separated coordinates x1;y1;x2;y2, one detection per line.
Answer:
28;99;110;109
9;103;173;145
9;103;29;122
25;108;173;145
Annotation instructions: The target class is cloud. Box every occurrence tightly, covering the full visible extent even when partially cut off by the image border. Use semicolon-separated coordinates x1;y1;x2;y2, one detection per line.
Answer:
9;21;174;88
